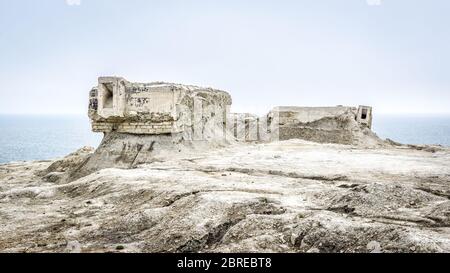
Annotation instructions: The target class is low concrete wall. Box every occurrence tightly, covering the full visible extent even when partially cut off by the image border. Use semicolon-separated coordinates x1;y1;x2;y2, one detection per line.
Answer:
272;106;356;125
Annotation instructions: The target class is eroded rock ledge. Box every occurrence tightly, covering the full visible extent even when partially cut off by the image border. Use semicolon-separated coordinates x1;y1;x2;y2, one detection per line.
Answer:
1;140;449;253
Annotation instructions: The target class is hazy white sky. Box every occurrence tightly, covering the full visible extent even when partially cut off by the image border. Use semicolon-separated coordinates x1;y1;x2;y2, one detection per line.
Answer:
0;0;449;114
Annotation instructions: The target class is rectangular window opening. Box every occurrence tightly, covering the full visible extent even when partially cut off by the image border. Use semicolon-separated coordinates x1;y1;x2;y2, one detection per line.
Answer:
102;83;114;109
361;109;368;120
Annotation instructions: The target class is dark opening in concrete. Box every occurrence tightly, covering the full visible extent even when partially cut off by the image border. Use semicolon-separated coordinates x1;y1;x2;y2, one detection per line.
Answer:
361;109;368;120
102;83;114;109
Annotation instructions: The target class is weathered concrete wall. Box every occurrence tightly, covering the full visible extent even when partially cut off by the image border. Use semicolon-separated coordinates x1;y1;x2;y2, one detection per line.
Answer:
227;105;375;145
126;85;176;114
272;106;357;124
266;106;375;144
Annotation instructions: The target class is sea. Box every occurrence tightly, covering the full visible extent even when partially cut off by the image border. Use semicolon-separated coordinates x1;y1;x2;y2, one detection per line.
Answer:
0;114;449;164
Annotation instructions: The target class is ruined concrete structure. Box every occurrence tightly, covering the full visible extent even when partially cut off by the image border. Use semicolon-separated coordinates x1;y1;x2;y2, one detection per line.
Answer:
270;106;372;129
89;77;231;139
267;106;373;144
88;77;373;145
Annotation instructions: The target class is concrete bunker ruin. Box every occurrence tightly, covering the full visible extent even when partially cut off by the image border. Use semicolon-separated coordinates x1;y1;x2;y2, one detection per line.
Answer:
88;77;374;145
89;77;232;139
266;106;373;144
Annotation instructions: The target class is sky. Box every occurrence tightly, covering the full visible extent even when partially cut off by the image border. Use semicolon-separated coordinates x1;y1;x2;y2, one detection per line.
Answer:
0;0;449;115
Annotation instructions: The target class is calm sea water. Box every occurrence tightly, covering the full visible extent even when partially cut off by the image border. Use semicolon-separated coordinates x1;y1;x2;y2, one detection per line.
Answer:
0;115;103;164
0;114;449;164
372;114;450;148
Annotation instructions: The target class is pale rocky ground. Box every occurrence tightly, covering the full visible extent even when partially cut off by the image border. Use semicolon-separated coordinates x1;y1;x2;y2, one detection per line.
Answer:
0;140;449;253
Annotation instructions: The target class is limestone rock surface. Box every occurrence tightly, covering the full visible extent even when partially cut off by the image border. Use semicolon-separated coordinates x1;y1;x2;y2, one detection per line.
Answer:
0;140;449;253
